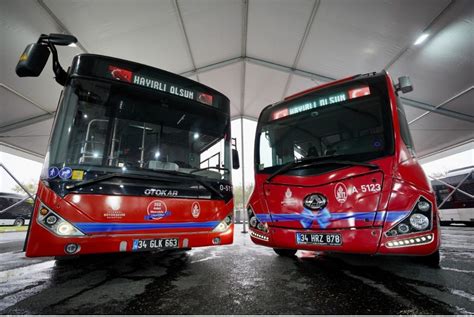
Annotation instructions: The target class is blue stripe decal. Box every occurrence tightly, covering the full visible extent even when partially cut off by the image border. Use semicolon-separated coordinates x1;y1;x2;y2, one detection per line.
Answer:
385;211;410;223
75;221;220;234
256;210;410;227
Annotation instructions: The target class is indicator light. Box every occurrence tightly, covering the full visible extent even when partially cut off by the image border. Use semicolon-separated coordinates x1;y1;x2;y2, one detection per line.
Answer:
40;207;49;216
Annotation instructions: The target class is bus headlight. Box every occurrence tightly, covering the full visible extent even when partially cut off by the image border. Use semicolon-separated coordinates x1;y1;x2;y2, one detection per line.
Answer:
45;214;58;225
249;216;257;228
212;214;233;233
38;202;85;236
385;196;432;237
417;201;431;212
409;213;429;231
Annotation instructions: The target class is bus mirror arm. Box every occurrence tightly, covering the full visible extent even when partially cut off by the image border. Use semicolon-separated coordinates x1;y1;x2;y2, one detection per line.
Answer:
15;33;77;86
232;149;240;170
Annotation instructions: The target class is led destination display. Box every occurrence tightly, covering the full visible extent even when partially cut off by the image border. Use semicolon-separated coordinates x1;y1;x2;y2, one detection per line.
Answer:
271;86;371;121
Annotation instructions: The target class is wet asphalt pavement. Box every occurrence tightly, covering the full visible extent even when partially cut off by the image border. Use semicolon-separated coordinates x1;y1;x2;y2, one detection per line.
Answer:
0;225;473;314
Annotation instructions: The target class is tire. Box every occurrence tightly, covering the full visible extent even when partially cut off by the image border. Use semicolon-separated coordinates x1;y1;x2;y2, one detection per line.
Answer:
273;248;297;257
13;218;24;226
418;250;440;268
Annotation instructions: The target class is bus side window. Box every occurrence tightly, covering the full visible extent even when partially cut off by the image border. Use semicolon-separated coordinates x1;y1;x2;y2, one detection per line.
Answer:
396;98;416;157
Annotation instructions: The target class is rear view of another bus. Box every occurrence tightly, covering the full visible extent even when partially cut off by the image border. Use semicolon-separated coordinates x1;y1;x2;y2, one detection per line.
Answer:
432;167;474;226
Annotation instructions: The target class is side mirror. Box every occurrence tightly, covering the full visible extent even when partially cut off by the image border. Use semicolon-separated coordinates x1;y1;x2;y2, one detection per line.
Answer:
47;33;78;46
16;43;50;77
232;149;240;170
395;76;413;94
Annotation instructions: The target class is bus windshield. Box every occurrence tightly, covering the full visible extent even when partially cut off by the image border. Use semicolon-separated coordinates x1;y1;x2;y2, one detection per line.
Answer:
256;76;394;174
48;78;231;181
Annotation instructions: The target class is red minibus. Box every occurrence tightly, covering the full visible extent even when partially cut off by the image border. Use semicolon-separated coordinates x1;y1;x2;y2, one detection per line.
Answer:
16;34;238;257
248;71;440;266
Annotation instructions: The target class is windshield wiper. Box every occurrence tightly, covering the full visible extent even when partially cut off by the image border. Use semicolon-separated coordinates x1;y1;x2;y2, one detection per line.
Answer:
65;171;224;199
266;156;379;183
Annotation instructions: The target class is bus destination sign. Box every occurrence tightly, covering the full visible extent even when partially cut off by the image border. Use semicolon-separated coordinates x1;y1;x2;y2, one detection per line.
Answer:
108;65;214;106
271;86;371;121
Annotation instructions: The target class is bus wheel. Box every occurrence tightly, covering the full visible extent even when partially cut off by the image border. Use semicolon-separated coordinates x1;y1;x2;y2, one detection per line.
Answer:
418;250;440;268
13;218;24;226
273;248;297;257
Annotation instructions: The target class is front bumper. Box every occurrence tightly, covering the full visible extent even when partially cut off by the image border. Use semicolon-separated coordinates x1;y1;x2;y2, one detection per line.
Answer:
25;223;233;257
250;226;440;256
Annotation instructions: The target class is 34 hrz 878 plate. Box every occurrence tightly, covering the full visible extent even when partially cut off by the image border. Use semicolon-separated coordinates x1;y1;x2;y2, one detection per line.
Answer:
296;233;342;246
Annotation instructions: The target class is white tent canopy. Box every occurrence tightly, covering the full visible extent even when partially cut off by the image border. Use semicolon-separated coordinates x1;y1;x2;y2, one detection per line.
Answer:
1;0;473;161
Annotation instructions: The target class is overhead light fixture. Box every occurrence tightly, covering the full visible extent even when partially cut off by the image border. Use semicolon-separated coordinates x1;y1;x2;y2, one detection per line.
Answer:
414;33;429;45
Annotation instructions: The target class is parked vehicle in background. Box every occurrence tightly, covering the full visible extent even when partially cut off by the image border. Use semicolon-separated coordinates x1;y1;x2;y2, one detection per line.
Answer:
248;71;441;266
0;192;33;226
431;166;473;226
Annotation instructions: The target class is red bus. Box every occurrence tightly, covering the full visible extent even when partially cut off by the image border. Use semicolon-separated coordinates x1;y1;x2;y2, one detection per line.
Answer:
248;72;440;266
16;34;238;257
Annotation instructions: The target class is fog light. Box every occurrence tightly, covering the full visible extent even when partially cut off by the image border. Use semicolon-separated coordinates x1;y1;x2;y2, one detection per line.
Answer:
45;215;58;225
417;201;431;212
410;213;429;230
212;237;221;245
65;243;80;254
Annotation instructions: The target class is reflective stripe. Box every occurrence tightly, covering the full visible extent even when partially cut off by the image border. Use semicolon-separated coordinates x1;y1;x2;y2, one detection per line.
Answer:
74;221;220;233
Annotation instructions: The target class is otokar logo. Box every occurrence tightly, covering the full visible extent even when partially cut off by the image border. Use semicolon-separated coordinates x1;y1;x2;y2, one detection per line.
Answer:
303;193;328;210
144;189;179;197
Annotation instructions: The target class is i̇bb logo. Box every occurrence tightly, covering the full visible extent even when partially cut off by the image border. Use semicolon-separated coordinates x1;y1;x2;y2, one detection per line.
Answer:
334;182;348;204
108;65;133;83
146;200;170;220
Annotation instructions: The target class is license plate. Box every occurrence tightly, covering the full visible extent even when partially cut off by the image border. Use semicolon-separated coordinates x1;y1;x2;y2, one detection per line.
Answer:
296;233;342;246
132;238;179;251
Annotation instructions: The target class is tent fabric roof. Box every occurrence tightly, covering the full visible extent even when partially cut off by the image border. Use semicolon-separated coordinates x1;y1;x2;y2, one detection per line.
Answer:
1;0;473;160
